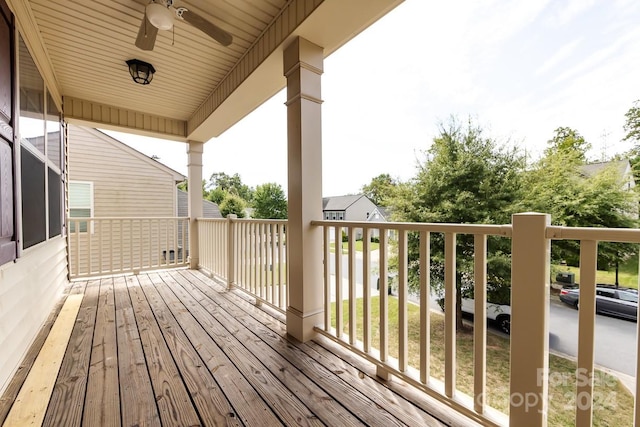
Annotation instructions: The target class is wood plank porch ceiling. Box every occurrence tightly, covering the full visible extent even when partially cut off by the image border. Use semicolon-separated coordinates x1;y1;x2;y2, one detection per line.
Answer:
0;270;480;426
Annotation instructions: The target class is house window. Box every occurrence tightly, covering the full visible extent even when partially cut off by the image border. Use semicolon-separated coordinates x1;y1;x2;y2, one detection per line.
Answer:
338;212;344;220
69;181;93;232
18;34;65;250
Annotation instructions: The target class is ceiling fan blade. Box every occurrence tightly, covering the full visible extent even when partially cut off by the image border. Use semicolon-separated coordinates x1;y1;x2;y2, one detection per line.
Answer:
135;13;159;51
180;9;233;46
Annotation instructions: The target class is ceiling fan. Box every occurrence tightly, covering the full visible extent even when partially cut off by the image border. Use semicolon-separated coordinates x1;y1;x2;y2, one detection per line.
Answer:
135;0;233;51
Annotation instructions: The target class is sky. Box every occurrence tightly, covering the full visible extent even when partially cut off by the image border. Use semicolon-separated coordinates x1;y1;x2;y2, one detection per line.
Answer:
104;0;640;197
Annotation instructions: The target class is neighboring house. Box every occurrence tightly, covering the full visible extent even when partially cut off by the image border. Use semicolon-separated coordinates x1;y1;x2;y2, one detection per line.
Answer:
68;126;186;218
323;194;380;239
365;206;391;238
580;159;636;192
322;194;378;222
68;126;221;268
366;206;391;222
177;189;222;219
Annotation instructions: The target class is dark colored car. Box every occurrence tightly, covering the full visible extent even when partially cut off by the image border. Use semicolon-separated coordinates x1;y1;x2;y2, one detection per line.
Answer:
559;285;638;321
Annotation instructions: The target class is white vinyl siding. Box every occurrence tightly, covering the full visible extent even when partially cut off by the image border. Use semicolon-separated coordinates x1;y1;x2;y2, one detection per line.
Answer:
67;126;180;218
69;181;93;232
0;237;67;395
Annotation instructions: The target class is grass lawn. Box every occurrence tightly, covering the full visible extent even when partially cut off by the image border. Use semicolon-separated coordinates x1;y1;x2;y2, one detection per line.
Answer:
554;263;638;289
329;241;380;254
331;296;633;426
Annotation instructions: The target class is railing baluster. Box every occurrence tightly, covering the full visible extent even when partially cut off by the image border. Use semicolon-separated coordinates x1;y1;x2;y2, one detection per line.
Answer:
120;219;124;271
444;232;457;398
87;219;92;275
271;223;276;305
362;227;371;352
377;229;389;380
279;224;285;310
324;225;331;331
348;226;356;345
420;231;430;384
334;225;343;339
109;220;114;273
473;234;487;414
74;220;80;276
259;223;265;301
398;229;408;372
576;239;598;426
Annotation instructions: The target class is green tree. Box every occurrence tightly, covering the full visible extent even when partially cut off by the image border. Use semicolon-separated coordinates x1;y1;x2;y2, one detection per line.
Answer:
207;187;227;205
545;127;591;161
523;133;638;281
394;117;524;329
252;183;287;219
622;100;640;184
219;194;247;218
623;100;640;144
208;172;254;202
361;174;399;206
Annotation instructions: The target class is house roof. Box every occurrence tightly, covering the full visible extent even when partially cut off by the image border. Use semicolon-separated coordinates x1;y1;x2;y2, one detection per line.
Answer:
323;194;370;211
580;159;633;184
79;127;186;182
177;189;222;219
11;0;402;143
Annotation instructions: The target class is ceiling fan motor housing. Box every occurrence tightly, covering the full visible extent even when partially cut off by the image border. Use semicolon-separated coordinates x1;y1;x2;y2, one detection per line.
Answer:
146;2;174;30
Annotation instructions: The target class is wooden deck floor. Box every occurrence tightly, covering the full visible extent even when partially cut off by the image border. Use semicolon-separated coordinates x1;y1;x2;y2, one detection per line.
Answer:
0;269;480;427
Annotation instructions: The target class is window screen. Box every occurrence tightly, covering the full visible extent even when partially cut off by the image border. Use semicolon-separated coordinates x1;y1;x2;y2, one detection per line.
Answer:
48;168;61;238
21;146;46;248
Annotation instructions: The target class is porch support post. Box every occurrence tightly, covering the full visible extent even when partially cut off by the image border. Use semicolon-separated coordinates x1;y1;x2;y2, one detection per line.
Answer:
187;140;204;269
509;212;550;426
283;37;324;342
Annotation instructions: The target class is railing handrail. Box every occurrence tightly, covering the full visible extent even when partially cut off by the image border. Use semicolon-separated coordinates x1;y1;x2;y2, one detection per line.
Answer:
547;224;640;243
197;217;287;225
311;219;512;236
67;216;189;221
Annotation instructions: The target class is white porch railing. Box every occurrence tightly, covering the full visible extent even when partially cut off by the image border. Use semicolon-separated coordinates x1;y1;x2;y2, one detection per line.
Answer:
198;217;288;313
310;214;640;427
198;213;640;426
67;217;189;279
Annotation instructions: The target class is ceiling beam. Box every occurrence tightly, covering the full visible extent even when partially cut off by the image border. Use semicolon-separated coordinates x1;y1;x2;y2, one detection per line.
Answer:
64;97;187;141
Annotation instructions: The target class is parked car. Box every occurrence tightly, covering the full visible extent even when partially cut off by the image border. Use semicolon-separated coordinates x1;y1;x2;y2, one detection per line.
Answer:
437;297;511;334
559;285;638;321
461;298;511;335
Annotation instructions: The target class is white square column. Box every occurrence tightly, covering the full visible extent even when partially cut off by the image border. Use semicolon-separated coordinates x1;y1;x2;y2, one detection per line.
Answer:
187;140;204;269
284;37;324;342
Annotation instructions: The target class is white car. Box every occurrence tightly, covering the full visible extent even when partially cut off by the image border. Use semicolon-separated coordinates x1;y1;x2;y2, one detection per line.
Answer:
461;298;511;334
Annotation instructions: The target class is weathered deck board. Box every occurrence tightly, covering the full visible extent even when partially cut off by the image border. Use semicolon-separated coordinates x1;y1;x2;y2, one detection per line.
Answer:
174;270;444;427
126;276;203;427
42;280;97;427
151;272;323;426
146;273;283;426
137;273;241;426
113;276;160;427
1;269;480;427
83;278;120;427
170;270;402;427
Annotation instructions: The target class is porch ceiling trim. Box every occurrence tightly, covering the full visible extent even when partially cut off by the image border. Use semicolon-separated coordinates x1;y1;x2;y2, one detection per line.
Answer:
64;97;187;142
187;0;323;140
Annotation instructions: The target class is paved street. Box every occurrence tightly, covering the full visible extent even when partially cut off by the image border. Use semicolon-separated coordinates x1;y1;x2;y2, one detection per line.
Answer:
549;298;637;376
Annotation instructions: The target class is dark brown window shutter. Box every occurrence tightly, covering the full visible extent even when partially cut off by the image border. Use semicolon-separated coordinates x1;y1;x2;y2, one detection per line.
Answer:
0;0;15;264
0;138;15;263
